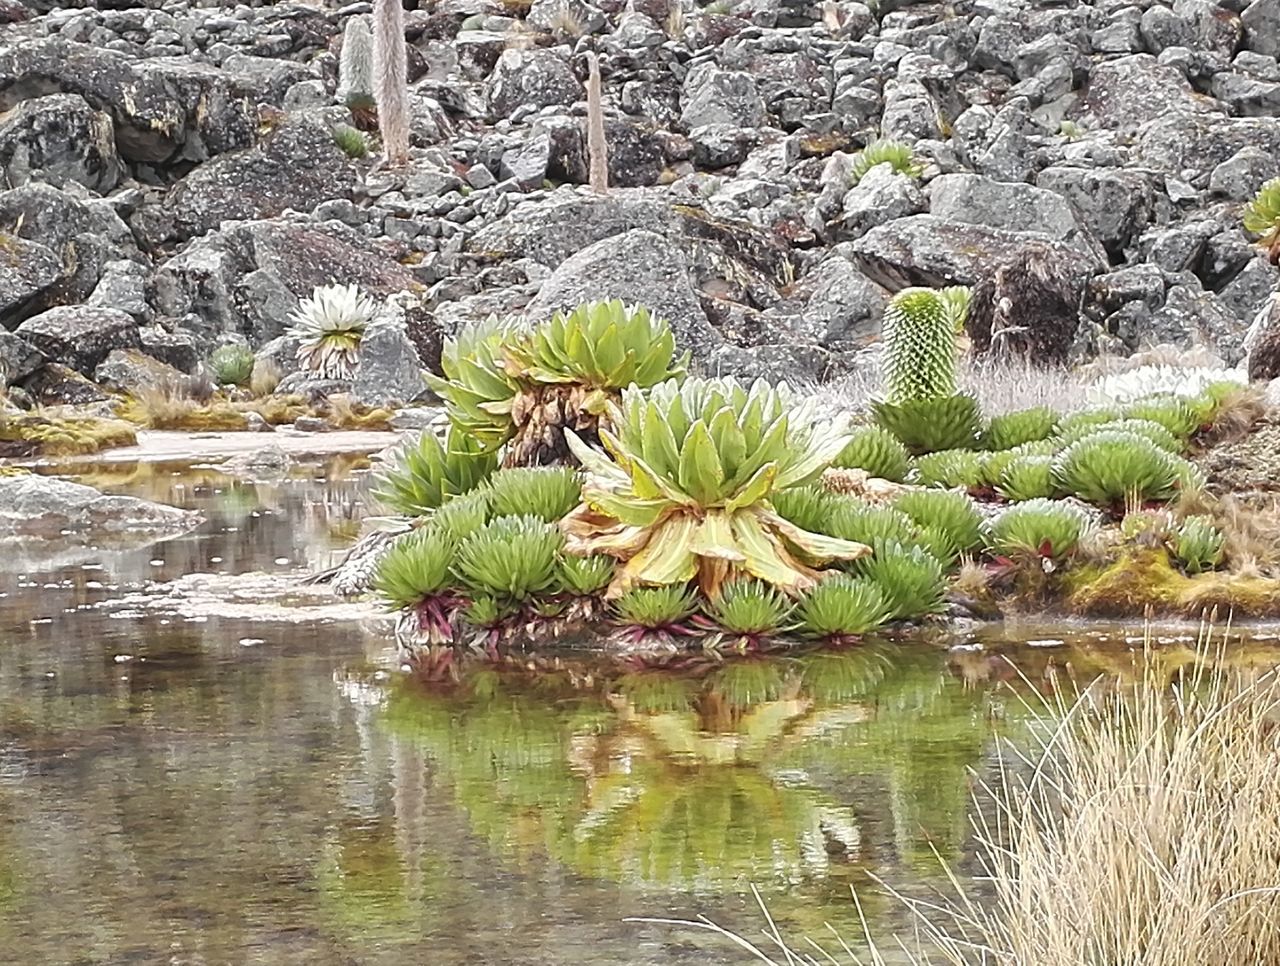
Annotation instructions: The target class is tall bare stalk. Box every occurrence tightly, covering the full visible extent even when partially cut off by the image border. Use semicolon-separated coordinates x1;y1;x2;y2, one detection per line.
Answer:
585;52;608;195
372;0;409;166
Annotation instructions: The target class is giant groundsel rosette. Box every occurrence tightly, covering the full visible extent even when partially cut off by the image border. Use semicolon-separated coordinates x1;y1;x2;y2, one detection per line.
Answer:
562;377;870;598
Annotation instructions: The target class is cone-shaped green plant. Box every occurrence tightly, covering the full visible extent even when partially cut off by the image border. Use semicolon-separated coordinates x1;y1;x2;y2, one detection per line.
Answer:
1056;417;1181;454
982;406;1058;451
452;515;562;601
706;579;794;636
873;394;984;454
880;288;957;402
1243;176;1280;257
563;378;869;598
827;502;917;549
1051;430;1183;505
556;554;615;596
332;124;369;159
986;498;1091;560
855;542;946;619
850;139;922;184
912;449;985;489
1124;394;1201;440
612;584;698;629
209;344;255;387
373;427;497;516
1170;515;1225;574
795;573;892;638
893;489;983;552
425;316;522;454
770;485;842;534
833;425;911;482
287;283;378;379
484;466;582;523
996;454;1057;502
373;528;456;610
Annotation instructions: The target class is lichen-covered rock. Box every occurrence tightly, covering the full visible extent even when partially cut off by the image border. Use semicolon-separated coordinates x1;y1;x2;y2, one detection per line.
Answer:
0;475;201;540
929;173;1090;247
485;49;582;122
16;305;140;374
1036;166;1157;258
680;64;767;129
152;218;416;350
846;214;1107;292
0;39;254;164
0;93;120;193
0;331;46;384
1246;293;1280;381
94;349;186;394
525;228;722;364
1074;54;1214;130
351;297;429;407
0;234;60;325
1138;112;1280;177
163;117;357;243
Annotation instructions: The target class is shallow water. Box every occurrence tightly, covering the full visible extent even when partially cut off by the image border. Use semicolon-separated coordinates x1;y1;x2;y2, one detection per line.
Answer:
0;459;1274;965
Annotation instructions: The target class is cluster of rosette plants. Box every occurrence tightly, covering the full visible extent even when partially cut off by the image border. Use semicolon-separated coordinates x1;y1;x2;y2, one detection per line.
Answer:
366;293;1252;655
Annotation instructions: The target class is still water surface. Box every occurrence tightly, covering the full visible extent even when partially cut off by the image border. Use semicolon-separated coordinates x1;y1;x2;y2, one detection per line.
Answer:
0;458;1271;965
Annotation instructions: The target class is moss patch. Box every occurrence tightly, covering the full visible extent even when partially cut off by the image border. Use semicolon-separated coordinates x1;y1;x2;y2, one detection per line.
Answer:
1065;549;1280;619
0;415;138;457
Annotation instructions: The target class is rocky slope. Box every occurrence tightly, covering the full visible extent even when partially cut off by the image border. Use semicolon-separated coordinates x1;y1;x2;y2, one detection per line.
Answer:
1;0;1279;403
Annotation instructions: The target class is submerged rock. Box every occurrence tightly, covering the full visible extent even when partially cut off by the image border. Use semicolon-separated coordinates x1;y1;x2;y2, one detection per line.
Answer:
0;475;201;539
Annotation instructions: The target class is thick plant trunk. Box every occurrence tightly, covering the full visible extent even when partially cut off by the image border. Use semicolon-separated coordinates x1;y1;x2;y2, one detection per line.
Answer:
372;0;409;166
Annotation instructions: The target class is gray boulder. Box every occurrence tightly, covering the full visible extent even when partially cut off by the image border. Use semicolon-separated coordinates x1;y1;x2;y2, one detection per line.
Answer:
1036;166;1158;258
1243;0;1280;56
928;173;1091;247
0;93;120;193
840;164;926;238
0;235;60;325
1245;292;1280;380
162;117;357;244
0;475;200;541
788;255;888;347
525;229;722;364
0;331;46;384
1138;112;1280;177
680;64;767;129
94;349;186;394
16;306;140;374
0;39;255;164
352;296;428;407
1209;145;1276;200
845;214;1107;291
486;49;581;121
1149;284;1247;363
1210;71;1280;116
1075;54;1215;129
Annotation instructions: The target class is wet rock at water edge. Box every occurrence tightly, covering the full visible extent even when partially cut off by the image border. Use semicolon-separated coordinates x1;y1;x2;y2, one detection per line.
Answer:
0;475;201;541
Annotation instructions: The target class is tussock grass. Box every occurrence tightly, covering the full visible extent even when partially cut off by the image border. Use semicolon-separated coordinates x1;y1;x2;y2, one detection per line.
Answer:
638;633;1280;965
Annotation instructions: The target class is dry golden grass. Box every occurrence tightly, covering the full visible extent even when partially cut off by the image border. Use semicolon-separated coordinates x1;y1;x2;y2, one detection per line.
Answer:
250;358;283;398
641;635;1280;965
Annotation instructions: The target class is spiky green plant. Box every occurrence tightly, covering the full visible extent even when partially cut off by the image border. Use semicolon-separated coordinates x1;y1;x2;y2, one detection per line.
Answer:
706;579;794;636
484;466;582;523
795;574;892;638
873;394;984;454
563;378;869;598
287;283;378;380
612;584;698;629
981;440;1056;488
1056;417;1181;454
983;406;1058;451
452;515;562;601
770;485;842;534
1177;458;1208;497
893;489;984;553
500;300;690;466
332;123;369;158
996;455;1057;502
373;428;497;516
833;425;912;482
915;524;960;569
425;315;523;454
556;554;615;596
1170;515;1225;574
940;285;972;333
461;594;512;628
1124;395;1201;440
855;542;946;620
1055;405;1125;438
1243;176;1280;258
879;288;957;402
912;449;985;489
429;488;490;542
209;344;255;387
1051;430;1183;505
826;502;917;549
373;527;456;610
850;139;922;184
986;498;1091;561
